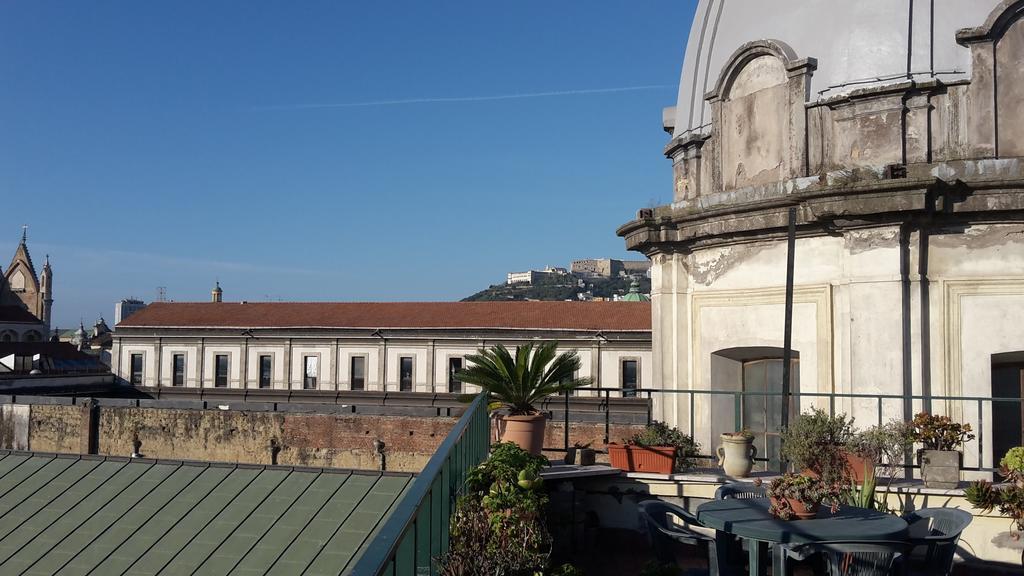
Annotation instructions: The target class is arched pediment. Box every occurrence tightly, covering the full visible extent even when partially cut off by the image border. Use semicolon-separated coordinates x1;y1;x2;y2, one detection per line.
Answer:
705;39;816;103
957;0;1024;44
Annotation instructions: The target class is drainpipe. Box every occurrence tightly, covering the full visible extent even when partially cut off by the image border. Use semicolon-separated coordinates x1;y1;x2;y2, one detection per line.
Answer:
781;207;797;474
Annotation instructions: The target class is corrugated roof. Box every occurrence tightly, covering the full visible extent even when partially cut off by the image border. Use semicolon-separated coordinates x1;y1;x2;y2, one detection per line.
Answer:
0;451;411;575
117;301;651;331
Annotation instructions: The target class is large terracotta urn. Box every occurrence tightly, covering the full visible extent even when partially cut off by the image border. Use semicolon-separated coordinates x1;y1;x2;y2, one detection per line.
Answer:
500;414;547;455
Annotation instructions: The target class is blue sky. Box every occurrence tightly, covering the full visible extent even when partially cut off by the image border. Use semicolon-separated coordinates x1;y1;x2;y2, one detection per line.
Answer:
0;1;696;328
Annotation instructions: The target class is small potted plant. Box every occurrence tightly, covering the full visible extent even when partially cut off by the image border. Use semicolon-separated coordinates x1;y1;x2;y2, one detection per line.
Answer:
910;412;975;489
965;446;1024;560
718;429;756;478
564;441;593;465
780;408;855;485
843;420;915;510
578;442;597;466
456;342;591;455
608;421;700;474
765;472;843;520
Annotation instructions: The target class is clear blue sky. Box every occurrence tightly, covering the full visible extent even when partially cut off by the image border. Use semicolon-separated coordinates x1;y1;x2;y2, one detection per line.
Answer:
0;1;696;328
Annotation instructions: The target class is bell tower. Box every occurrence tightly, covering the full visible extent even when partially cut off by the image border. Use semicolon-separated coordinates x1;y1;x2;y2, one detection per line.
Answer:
40;255;53;332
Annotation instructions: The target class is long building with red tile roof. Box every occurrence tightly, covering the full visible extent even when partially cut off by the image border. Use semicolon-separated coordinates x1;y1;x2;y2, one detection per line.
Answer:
112;300;651;394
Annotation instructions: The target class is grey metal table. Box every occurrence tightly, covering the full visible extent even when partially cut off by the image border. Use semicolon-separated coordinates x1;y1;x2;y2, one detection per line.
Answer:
696;497;908;576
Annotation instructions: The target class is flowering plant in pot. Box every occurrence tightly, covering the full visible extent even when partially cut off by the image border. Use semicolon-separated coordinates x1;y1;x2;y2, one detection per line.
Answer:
456;342;591;455
608;421;701;474
843;420;915;510
440;442;553;575
765;472;843;520
779;408;855;485
910;412;974;489
718;429;757;478
966;446;1024;560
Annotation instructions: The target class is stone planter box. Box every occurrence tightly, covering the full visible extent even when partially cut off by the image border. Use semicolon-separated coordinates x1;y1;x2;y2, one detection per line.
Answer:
920;449;961;489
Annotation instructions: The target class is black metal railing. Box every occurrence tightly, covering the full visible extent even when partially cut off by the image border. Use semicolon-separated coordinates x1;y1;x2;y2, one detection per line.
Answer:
554;387;1022;473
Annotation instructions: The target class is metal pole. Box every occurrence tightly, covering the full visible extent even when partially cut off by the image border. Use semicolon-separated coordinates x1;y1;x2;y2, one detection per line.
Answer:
781;207;797;473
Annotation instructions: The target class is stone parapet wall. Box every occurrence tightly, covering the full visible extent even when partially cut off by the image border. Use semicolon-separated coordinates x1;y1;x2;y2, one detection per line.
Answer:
0;401;457;473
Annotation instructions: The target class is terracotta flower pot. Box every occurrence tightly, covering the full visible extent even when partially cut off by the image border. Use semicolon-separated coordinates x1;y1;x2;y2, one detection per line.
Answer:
608;443;676;474
499;414;546;455
844;451;875;484
771;496;819;520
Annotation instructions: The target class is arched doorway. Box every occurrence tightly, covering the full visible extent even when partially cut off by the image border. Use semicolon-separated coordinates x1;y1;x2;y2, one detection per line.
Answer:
711;347;799;468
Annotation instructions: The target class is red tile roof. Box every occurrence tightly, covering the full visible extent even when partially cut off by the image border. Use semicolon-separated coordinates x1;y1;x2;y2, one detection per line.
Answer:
117;301;651;331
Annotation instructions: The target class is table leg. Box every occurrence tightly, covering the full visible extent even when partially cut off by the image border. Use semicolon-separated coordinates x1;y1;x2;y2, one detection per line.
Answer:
713;530;731;576
772;543;787;576
747;540;768;576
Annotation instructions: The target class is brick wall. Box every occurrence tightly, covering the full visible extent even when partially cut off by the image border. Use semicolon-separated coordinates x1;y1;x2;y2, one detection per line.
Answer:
2;402;457;473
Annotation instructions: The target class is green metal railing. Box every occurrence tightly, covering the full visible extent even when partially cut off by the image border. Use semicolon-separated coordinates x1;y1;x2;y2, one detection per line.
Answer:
558;387;1022;473
350;393;490;576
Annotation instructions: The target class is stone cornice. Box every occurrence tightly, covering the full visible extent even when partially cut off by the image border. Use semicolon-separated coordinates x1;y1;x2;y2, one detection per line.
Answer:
618;175;1024;255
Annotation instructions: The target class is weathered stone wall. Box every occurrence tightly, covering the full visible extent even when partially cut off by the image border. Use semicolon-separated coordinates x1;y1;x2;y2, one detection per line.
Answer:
27;404;81;454
2;402;457;473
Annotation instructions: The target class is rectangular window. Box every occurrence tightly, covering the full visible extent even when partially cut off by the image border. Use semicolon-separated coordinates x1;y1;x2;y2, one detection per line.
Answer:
258;355;272;389
303;356;319;390
448;357;463;394
130;354;144;385
172;354;185;387
622;360;638;398
214;354;229;388
399;356;413;392
350;356;366;391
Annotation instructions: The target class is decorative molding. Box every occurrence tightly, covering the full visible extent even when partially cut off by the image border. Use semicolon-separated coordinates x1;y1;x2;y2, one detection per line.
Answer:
704;39;815;103
942;278;1024;407
956;0;1024;44
690;284;834;394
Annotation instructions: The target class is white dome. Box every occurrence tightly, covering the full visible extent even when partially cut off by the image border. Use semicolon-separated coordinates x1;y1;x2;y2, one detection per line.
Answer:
672;0;999;140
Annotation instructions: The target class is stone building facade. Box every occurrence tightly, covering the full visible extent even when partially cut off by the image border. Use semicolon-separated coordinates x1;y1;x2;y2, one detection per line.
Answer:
0;231;52;336
112;301;651;396
618;0;1024;470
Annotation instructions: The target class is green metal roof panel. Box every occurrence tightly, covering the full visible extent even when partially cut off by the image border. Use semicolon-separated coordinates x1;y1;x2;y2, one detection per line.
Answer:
84;465;235;576
0;453;412;576
304;475;413;576
129;466;263;576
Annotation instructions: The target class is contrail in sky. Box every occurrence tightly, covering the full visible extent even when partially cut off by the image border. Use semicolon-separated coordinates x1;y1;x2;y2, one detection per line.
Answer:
252;84;673;111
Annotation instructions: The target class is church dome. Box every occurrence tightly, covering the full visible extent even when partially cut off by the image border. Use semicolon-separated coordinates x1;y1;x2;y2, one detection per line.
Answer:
671;0;999;140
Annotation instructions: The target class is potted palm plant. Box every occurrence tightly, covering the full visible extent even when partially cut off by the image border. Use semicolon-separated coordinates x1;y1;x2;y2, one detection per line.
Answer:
456;342;591;455
910;412;974;489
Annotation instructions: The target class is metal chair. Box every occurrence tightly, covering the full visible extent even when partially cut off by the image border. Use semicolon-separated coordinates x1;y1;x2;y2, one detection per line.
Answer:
901;507;973;576
714;482;766;500
788;540;910;576
637;499;720;576
714;482;770;573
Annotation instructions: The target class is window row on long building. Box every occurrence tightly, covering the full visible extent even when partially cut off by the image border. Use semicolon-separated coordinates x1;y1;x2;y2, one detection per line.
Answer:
111;301;652;395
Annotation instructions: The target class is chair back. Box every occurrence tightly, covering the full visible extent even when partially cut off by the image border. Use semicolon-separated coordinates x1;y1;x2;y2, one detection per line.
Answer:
715;482;765;500
903;507;973;575
790;540;909;576
637;499;707;563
